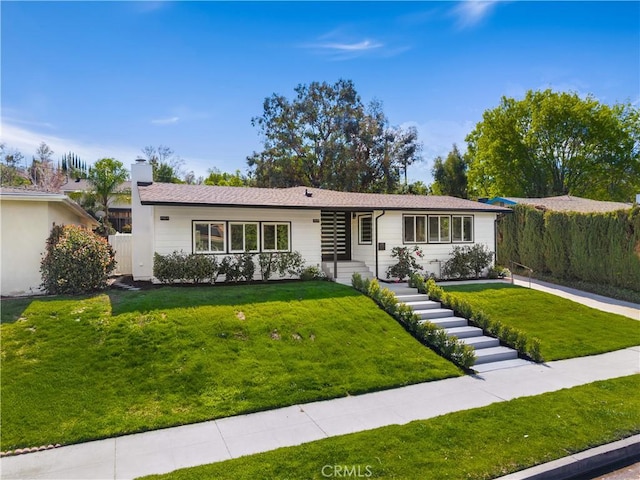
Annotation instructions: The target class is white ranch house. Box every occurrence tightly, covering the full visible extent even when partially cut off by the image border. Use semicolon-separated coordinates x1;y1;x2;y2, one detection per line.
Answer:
131;160;510;283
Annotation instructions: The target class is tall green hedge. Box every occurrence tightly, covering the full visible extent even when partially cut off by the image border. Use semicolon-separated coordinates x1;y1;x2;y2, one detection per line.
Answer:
497;204;640;291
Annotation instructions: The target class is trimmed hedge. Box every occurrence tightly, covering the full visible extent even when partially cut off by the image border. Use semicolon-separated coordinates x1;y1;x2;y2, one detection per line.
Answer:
498;205;640;291
352;274;476;370
414;275;543;362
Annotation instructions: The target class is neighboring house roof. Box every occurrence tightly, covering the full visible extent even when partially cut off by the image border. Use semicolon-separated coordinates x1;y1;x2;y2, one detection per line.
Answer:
138;183;511;212
486;195;632;213
0;187;99;226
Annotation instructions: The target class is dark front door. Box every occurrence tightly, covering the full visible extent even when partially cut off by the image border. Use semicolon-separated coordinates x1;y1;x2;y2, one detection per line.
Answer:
321;211;351;261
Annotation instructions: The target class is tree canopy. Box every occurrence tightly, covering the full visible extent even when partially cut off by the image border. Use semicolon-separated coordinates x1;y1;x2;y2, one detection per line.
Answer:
429;144;468;198
465;89;640;202
86;158;130;234
247;79;422;193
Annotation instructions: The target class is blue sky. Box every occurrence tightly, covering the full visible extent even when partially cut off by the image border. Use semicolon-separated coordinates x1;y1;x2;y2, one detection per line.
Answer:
2;1;638;184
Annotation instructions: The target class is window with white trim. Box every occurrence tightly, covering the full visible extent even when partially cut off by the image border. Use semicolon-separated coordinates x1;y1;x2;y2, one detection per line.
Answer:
194;222;225;253
359;215;373;244
262;223;290;251
428;215;450;243
404;215;427;243
229;222;259;252
452;215;473;242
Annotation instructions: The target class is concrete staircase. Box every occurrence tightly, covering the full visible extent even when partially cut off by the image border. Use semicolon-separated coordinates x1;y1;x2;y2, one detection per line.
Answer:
323;261;374;285
385;283;532;372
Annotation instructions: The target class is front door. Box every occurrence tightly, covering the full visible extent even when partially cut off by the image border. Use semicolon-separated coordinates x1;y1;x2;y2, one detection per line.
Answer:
321;211;351;261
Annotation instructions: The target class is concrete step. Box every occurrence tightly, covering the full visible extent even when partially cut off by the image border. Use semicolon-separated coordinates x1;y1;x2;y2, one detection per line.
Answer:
395;294;430;303
444;326;484;339
403;300;441;310
460;335;500;349
422;316;468;328
415;308;455;320
473;358;533;373
473;346;518;365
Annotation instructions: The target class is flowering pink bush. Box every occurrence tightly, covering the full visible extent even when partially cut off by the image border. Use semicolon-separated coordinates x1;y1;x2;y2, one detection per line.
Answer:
386;246;424;281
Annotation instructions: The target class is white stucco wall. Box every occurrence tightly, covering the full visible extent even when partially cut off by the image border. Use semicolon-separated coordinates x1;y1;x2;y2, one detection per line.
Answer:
0;199;97;296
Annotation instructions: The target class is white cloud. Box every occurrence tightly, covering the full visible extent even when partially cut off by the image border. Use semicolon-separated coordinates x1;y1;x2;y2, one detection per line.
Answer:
452;1;500;29
0;121;140;166
151;116;180;125
315;39;384;53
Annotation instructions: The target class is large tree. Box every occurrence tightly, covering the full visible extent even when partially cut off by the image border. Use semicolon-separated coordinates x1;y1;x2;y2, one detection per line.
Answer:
141;145;184;183
247;80;422;193
429;144;468;198
0;144;29;186
466;89;640;202
28;142;65;191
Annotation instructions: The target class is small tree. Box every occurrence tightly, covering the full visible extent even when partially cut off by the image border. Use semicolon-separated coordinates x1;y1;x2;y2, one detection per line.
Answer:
41;225;116;294
386;246;424;281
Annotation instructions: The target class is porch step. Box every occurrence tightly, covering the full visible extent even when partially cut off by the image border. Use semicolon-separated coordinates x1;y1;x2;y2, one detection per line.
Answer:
414;308;455;320
460;335;500;349
323;261;374;285
444;326;484;339
473;346;519;365
422;316;468;328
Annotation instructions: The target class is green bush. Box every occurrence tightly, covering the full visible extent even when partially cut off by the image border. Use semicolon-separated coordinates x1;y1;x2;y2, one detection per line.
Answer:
40;224;116;295
386;246;424;281
154;252;224;284
300;265;326;281
259;252;305;281
442;244;493;279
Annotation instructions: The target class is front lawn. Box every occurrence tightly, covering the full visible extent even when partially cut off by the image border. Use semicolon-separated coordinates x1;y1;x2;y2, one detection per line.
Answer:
0;281;460;450
142;375;640;480
442;283;640;360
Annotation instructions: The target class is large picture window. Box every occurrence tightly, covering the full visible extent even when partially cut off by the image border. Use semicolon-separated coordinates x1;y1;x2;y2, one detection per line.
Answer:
359;215;372;244
262;223;290;252
428;216;450;243
452;215;473;242
229;222;259;252
194;222;225;253
404;215;427;243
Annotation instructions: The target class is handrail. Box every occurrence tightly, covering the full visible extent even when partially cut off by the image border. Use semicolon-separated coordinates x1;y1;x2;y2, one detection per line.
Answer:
509;261;533;288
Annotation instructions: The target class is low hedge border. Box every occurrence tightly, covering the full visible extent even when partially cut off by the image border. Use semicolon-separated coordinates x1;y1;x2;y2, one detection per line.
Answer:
410;274;544;362
352;273;476;370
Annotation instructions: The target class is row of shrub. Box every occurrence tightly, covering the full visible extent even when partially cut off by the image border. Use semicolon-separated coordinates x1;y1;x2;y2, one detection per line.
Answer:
352;273;476;370
153;251;325;284
498;204;640;292
410;274;543;362
385;244;497;282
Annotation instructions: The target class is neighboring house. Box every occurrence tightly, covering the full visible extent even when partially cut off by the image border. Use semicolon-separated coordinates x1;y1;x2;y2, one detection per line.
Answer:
483;195;633;213
61;178;132;232
131;160;510;283
0;188;99;296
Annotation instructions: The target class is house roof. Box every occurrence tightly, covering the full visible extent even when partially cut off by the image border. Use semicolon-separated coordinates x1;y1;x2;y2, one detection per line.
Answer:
0;187;99;226
137;183;511;213
489;195;633;213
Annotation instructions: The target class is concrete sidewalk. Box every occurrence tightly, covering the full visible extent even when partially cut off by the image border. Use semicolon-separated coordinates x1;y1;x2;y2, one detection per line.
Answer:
3;346;639;480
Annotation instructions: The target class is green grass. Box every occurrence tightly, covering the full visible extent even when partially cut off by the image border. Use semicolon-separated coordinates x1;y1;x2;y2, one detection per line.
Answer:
442;283;640;361
0;282;461;450
141;375;640;480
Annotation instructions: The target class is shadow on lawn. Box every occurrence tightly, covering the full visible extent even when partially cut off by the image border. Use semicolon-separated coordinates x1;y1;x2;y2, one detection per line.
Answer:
107;280;362;316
